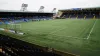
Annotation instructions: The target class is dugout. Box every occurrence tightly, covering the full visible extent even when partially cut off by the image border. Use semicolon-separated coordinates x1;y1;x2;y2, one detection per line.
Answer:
58;7;100;19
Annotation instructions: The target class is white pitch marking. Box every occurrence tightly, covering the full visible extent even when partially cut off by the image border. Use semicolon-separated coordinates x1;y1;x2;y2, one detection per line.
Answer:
49;27;80;39
51;34;78;39
49;27;67;34
87;20;97;39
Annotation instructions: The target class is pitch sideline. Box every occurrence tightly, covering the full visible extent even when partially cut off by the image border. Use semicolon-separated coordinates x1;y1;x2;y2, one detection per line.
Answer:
87;20;97;39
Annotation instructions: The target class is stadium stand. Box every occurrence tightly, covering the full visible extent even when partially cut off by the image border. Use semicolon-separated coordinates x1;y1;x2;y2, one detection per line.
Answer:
0;10;53;24
0;34;61;56
57;7;100;19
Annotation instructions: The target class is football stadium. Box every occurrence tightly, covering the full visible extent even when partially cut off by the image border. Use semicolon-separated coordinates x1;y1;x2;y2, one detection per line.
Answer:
0;0;100;56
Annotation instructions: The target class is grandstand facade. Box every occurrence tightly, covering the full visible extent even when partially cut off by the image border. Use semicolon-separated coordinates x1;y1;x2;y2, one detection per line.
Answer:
58;7;100;19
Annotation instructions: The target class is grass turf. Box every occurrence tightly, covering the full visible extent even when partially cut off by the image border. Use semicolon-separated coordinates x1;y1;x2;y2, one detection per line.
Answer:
0;19;100;56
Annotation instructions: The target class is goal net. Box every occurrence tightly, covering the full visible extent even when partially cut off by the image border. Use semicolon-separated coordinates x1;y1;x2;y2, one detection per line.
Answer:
8;24;21;31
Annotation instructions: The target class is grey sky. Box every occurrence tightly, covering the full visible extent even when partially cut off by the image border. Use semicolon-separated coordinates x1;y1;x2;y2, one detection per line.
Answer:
0;0;100;12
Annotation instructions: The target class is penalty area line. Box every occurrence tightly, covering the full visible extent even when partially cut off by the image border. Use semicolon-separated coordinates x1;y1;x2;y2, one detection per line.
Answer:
51;34;79;39
87;20;97;39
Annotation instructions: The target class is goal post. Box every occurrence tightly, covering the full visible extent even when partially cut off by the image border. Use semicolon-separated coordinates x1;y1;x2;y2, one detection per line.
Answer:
8;24;21;32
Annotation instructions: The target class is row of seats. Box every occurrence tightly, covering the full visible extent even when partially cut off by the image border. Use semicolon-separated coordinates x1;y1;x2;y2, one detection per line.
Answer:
0;17;52;24
0;34;61;56
61;14;100;19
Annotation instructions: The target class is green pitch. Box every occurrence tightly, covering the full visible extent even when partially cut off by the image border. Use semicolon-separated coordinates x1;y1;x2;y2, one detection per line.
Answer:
0;19;100;56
